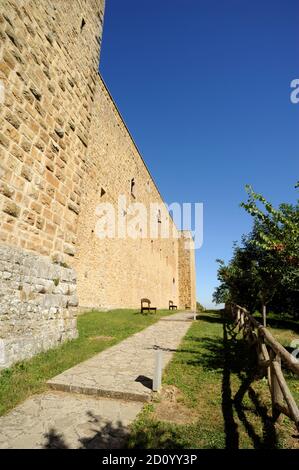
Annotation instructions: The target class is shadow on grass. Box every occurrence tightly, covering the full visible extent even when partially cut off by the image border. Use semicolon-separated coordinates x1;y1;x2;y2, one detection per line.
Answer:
187;313;278;449
253;315;299;335
43;411;185;449
196;314;224;324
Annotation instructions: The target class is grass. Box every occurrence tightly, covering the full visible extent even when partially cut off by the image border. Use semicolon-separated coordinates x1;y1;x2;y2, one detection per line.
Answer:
128;310;299;449
0;308;173;417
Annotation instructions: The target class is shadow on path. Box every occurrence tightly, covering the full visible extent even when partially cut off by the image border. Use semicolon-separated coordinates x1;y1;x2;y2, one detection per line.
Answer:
43;410;185;449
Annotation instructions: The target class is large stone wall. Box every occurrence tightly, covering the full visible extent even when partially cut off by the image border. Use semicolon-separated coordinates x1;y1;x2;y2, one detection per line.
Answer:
0;0;196;367
73;77;180;310
0;0;105;367
0;0;105;260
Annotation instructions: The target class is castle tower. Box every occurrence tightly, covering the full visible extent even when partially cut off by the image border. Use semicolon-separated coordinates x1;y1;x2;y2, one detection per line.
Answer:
178;231;197;311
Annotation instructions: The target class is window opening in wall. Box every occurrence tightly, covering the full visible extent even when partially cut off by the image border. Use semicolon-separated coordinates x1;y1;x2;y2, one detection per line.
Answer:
81;18;86;32
157;209;161;223
100;187;106;197
130;178;136;198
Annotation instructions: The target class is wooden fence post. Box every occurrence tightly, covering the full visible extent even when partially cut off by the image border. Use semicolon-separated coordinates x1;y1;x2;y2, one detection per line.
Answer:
240;310;244;329
230;302;299;432
270;351;283;422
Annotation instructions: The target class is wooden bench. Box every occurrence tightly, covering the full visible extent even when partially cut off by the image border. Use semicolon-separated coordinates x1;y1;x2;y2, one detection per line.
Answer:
169;300;177;310
141;298;157;314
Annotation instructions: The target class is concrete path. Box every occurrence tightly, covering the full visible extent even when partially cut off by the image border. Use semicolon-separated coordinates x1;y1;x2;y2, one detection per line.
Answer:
0;392;143;449
48;311;193;402
0;311;193;449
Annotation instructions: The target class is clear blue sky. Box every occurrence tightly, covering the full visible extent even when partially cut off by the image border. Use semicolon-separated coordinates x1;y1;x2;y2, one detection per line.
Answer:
100;0;299;308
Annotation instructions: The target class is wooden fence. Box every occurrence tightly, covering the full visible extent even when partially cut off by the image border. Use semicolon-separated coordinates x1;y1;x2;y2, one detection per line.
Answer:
225;303;299;432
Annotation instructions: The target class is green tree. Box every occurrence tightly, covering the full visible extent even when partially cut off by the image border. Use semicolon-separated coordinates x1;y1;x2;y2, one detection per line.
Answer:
241;184;299;304
214;184;299;324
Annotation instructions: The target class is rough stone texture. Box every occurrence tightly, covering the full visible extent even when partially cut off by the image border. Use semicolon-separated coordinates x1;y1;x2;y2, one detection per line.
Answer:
48;312;193;402
178;232;197;311
0;244;78;368
0;392;142;449
0;0;105;260
0;0;105;365
74;78;187;310
0;0;196;365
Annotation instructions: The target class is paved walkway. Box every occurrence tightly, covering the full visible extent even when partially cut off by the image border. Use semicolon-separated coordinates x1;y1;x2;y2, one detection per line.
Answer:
0;311;193;448
0;392;142;449
48;311;193;401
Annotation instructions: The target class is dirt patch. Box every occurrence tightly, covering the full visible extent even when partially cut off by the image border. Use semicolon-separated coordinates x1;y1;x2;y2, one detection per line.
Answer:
89;336;114;341
153;386;198;425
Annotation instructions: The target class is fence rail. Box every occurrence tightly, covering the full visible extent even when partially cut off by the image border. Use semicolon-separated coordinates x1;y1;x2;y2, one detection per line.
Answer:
225;303;299;432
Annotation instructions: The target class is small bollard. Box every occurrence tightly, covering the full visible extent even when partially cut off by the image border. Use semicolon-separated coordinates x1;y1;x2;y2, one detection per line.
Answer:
153;349;163;392
193;313;197;321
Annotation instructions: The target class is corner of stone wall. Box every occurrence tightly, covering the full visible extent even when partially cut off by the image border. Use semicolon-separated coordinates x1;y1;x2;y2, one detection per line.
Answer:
0;244;78;369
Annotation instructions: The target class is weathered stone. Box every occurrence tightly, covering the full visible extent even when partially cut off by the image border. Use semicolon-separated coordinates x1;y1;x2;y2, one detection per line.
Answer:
3;201;21;218
55;127;64;138
0;132;10;149
53;283;69;296
0;183;14;198
0;245;78;368
5;112;21;130
67;295;79;307
67;202;79;215
64;244;75;257
29;86;42;101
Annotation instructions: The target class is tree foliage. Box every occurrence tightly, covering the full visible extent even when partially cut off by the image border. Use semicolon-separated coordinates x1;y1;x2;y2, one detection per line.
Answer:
213;184;299;319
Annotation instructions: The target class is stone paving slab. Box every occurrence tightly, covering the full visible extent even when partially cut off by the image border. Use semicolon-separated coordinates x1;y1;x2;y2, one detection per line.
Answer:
48;312;193;402
160;311;196;321
0;392;143;449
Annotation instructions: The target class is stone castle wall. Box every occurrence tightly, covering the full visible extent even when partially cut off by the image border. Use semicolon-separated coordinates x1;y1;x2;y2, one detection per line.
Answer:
0;244;78;368
0;0;105;367
0;0;196;367
0;0;104;260
178;232;197;311
73;77;180;309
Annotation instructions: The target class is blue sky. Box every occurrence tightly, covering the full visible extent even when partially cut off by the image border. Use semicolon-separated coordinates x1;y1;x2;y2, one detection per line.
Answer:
100;0;299;308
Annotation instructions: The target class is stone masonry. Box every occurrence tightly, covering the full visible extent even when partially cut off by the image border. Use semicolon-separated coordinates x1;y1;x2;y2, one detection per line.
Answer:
0;244;78;367
0;0;196;367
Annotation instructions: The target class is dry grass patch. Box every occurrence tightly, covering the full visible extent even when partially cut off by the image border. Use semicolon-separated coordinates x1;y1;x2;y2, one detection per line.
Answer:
153;386;199;425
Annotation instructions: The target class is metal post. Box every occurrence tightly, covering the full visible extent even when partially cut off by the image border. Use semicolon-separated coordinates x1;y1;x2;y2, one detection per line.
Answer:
153;349;163;392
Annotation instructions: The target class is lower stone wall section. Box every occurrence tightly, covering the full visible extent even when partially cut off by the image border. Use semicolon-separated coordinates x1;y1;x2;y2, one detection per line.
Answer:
0;244;78;368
